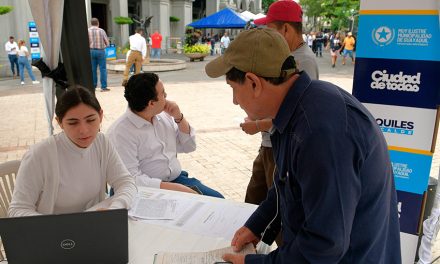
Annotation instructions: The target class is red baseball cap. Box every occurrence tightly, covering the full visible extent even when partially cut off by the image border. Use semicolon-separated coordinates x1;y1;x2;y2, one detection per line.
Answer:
254;0;303;25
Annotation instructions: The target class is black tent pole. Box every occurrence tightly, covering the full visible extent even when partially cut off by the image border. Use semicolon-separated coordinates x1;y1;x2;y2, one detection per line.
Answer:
60;0;94;95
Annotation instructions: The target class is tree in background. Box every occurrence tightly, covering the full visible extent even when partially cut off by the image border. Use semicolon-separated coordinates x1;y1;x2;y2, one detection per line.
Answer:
262;0;275;13
300;0;359;32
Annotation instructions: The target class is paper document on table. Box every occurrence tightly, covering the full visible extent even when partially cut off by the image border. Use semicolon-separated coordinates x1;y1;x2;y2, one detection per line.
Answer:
154;244;256;264
129;196;177;220
134;190;257;240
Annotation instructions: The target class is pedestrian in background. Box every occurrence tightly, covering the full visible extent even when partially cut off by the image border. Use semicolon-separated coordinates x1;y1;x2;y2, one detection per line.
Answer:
341;32;356;65
122;28;147;87
88;17;110;92
314;31;324;57
220;32;230;54
210;34;216;56
330;32;343;68
4;36;19;78
17;40;39;85
151;30;162;59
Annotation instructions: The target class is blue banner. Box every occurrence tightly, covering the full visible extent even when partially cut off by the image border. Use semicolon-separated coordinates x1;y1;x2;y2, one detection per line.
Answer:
29;38;39;44
389;149;432;194
397;190;423;235
31;53;41;59
356;15;440;61
353;58;440;109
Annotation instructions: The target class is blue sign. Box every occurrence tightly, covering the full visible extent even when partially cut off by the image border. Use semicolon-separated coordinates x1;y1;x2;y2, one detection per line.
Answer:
28;21;36;27
31;53;41;59
389;149;432;194
356;15;440;61
106;44;116;60
397;190;423;235
29;38;40;44
353;58;440;109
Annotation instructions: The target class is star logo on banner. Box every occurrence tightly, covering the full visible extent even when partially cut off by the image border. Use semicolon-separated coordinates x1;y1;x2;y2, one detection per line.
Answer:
377;28;390;40
372;26;395;46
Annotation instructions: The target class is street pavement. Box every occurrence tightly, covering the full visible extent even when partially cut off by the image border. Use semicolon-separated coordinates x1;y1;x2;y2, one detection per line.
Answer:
1;50;439;260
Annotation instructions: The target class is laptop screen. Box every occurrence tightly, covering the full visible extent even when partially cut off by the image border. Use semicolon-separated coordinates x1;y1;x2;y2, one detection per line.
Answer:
0;209;128;264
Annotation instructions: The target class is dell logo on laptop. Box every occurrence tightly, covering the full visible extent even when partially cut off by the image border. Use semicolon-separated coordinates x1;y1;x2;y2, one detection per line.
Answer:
60;239;75;249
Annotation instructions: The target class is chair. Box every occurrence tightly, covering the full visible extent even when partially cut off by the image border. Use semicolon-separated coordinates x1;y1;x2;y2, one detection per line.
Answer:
0;160;20;261
0;160;20;218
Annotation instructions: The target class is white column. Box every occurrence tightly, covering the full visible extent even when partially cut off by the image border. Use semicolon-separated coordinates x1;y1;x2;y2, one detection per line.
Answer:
109;0;129;47
170;0;192;38
206;0;219;16
84;0;92;24
151;0;170;50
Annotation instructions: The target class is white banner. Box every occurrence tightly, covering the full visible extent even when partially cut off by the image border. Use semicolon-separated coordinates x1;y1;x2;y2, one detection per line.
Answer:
363;103;436;151
400;232;418;264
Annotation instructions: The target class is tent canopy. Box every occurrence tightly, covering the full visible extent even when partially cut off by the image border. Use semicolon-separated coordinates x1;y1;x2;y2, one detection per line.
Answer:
254;13;266;20
188;8;246;28
240;10;255;21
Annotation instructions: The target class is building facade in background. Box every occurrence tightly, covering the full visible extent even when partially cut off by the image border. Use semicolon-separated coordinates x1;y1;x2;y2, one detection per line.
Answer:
0;0;261;76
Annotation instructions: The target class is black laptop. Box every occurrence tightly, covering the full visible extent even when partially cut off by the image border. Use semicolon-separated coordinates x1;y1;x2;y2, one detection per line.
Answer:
0;209;128;264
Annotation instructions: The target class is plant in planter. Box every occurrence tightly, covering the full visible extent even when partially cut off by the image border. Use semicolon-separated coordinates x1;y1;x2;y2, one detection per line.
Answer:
169;16;180;22
0;6;13;15
183;28;210;61
113;16;133;25
113;16;133;51
116;42;130;59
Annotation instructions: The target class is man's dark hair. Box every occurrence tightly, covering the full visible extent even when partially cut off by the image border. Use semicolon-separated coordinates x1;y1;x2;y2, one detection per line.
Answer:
9;36;14;40
55;85;101;122
124;73;159;112
226;56;297;85
135;27;144;34
91;18;99;26
272;21;303;35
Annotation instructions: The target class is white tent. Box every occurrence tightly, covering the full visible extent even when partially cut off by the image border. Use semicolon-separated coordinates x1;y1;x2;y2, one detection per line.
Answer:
240;10;256;21
254;13;266;20
28;0;64;135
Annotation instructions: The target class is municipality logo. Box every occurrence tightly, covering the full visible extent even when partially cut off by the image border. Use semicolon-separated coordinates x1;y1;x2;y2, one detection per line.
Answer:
372;26;395;46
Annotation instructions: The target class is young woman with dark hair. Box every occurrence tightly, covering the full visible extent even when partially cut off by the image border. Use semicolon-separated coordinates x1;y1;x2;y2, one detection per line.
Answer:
9;86;137;217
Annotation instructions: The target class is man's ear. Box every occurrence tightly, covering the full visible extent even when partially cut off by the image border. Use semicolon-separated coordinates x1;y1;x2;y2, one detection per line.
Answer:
245;72;263;98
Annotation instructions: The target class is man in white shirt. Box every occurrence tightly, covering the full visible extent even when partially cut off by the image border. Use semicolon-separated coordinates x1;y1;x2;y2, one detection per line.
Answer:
4;36;19;77
220;32;231;54
122;28;147;87
108;73;224;198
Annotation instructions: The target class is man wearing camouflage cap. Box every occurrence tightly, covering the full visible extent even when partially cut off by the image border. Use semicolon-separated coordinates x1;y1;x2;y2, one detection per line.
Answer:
205;28;401;263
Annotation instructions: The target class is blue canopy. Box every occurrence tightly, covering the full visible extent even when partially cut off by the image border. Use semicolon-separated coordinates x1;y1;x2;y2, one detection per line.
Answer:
188;8;246;28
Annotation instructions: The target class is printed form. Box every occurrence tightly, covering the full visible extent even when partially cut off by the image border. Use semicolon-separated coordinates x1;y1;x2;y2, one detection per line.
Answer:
129;190;257;240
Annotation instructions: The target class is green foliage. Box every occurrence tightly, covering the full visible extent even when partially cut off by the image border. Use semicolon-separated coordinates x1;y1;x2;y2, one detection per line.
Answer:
0;6;13;15
113;16;133;25
300;0;359;31
170;16;180;22
183;43;210;54
262;0;275;13
184;28;202;46
116;42;130;54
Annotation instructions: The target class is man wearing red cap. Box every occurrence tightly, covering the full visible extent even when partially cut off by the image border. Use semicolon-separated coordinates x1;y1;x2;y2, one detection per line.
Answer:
240;0;319;224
